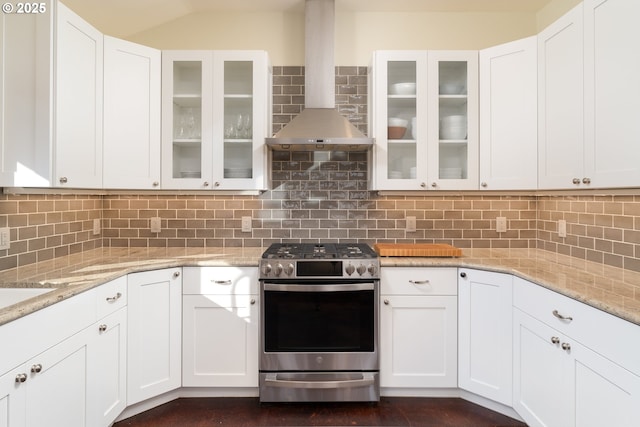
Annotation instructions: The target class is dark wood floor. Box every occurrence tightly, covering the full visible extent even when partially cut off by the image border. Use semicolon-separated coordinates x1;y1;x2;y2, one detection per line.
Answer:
113;397;528;427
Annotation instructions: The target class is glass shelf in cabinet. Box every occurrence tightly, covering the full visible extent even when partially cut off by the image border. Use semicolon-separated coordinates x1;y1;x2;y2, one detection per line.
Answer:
173;95;202;108
173;139;202;147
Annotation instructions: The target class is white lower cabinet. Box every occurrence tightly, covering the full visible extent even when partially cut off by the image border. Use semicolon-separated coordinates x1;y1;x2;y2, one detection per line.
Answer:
182;267;259;388
380;268;458;389
87;307;127;427
127;268;182;405
513;279;640;427
458;268;513;406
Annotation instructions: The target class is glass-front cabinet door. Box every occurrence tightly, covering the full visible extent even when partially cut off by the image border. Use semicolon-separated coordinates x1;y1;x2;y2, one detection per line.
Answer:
371;50;478;191
427;51;478;190
371;51;428;190
213;51;269;190
162;50;269;190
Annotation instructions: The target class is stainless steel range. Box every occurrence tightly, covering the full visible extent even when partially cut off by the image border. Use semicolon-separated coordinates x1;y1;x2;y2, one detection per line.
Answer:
258;243;380;403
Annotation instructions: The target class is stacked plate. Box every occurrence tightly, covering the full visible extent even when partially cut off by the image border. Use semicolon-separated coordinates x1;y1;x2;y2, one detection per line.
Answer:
440;115;467;140
440;168;463;179
224;168;252;178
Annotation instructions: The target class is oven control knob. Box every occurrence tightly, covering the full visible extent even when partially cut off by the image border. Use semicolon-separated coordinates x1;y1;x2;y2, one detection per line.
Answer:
345;263;355;276
285;263;294;276
274;263;284;276
356;264;367;276
261;263;272;276
367;264;377;276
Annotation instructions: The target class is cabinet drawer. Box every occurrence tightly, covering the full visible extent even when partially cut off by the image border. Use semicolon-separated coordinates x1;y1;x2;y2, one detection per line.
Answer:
513;276;640;376
95;276;127;319
381;267;457;295
183;266;258;295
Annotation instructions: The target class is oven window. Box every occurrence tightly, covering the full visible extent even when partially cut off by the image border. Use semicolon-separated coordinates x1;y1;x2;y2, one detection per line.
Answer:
264;289;375;353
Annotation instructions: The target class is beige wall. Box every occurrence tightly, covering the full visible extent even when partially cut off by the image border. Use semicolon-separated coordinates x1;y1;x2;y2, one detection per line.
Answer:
127;7;574;66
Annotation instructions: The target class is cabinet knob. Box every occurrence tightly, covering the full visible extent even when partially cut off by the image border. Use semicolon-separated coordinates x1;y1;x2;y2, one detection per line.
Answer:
383;299;389;305
582;177;591;184
152;181;159;187
173;271;181;278
420;182;426;188
551;336;560;344
250;298;256;305
59;177;68;184
15;373;27;383
460;272;467;278
481;182;488;188
431;182;437;188
99;324;107;332
203;181;210;187
214;182;220;187
30;364;42;373
561;342;571;351
572;178;581;185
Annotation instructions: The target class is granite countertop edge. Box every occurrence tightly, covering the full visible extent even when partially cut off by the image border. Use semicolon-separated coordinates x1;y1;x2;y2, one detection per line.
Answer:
1;247;639;327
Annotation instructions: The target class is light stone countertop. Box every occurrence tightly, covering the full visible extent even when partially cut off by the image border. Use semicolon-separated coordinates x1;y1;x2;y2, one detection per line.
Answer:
1;247;639;327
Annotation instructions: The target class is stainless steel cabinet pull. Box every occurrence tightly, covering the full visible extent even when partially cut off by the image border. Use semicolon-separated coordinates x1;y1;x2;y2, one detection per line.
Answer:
250;299;256;305
582;177;591;184
431;182;437;188
213;280;233;285
59;176;68;184
106;292;122;302
420;182;426;188
173;271;181;278
383;299;389;305
460;272;467;278
481;182;488;187
409;280;430;285
152;181;159;187
31;364;42;373
572;178;581;185
552;310;573;322
561;342;571;351
551;336;560;344
99;324;107;332
15;373;27;383
203;181;210;187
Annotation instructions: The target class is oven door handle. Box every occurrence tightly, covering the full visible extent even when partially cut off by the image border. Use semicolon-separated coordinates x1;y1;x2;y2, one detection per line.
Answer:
264;373;375;390
263;283;375;292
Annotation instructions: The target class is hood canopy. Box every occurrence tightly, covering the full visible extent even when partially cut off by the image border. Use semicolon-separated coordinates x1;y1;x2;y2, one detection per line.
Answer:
265;0;373;151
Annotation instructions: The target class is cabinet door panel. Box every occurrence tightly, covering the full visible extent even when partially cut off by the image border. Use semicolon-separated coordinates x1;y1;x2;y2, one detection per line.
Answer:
182;294;258;387
479;37;537;190
25;330;89;427
380;295;457;388
458;269;512;405
537;4;584;189
513;309;571;427
584;0;640;187
55;2;103;188
127;269;182;405
0;366;26;427
103;36;161;189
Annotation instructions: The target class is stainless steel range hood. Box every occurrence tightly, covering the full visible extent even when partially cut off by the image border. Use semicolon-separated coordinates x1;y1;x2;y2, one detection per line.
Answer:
265;0;374;151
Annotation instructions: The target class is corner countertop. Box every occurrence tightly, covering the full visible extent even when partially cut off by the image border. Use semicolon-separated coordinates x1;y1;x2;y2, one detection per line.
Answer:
1;247;639;327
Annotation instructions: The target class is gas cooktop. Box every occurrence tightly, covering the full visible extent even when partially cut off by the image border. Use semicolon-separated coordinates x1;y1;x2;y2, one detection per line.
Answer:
261;243;377;260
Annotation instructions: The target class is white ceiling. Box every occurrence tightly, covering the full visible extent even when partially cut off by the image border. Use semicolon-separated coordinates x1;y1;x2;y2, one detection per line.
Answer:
61;0;554;38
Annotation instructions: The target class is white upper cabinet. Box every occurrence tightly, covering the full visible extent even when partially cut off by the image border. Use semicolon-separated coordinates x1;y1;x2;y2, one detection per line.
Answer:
55;2;104;188
0;1;53;187
479;37;538;190
583;0;640;188
162;50;270;190
371;50;478;191
103;36;161;189
538;3;584;190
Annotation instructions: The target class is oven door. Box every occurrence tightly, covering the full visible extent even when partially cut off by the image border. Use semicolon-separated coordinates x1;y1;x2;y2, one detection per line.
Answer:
260;281;379;372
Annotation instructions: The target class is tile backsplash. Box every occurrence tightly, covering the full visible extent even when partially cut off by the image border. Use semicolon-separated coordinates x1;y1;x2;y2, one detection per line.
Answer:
1;66;639;273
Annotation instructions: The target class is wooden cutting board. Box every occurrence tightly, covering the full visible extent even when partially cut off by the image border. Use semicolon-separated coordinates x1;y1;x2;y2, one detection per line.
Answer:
373;243;462;257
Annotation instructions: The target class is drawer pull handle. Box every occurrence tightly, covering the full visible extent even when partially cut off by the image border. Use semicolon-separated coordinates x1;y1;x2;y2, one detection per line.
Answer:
15;373;27;383
551;336;560;344
409;280;430;285
213;280;233;285
99;324;107;332
552;310;573;322
250;299;256;305
561;342;571;351
30;364;42;373
383;299;389;305
106;292;122;303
